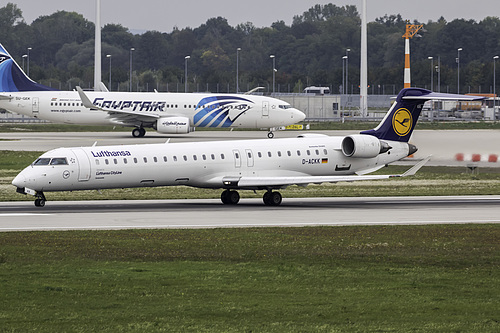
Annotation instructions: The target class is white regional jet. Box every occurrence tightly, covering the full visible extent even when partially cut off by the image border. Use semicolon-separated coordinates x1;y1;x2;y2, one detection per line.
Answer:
12;88;483;207
0;43;304;138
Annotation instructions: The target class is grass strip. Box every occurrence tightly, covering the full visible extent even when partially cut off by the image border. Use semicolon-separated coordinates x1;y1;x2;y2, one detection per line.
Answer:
0;225;499;332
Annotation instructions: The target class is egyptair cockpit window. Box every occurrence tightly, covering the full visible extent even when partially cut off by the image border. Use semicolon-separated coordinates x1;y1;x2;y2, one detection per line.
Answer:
279;105;292;109
33;158;51;166
50;158;68;165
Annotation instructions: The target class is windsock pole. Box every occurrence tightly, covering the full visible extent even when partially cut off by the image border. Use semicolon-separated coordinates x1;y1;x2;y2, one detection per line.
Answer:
402;22;423;89
404;38;411;88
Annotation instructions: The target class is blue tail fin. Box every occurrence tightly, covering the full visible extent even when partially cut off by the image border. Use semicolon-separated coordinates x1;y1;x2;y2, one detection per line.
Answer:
0;43;57;92
361;88;485;142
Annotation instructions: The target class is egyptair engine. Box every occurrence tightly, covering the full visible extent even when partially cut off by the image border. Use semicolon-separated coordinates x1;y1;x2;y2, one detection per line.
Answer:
155;117;191;134
341;134;391;158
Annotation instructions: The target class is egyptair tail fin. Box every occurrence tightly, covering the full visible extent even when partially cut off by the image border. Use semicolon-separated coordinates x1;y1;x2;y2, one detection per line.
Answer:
361;88;485;142
0;43;56;92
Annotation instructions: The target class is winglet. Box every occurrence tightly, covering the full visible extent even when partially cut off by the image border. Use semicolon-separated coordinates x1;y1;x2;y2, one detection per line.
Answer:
401;155;431;177
76;86;99;110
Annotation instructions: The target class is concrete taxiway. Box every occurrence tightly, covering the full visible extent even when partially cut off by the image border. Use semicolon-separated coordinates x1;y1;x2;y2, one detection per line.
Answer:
1;196;499;232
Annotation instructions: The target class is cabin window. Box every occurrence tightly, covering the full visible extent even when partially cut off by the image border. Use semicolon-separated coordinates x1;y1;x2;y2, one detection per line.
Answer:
193;155;197;161
113;159;118;164
183;155;188;161
287;151;291;156
315;149;320;155
306;150;311;156
324;149;328;155
95;159;100;165
268;151;272;158
258;152;262;158
124;158;128;164
134;158;138;163
143;157;148;163
235;152;239;159
105;159;109;165
202;154;207;160
50;158;68;165
248;152;252;158
173;156;178;162
163;156;167;162
277;151;282;157
211;154;215;160
221;154;225;160
297;150;301;156
153;157;158;163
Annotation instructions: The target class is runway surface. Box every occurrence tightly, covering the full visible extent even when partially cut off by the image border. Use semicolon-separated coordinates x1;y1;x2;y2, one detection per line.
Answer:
1;196;499;231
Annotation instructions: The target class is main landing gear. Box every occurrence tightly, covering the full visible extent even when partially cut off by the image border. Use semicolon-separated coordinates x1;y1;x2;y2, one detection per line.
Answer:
132;127;146;138
34;192;46;207
220;189;282;206
267;131;274;138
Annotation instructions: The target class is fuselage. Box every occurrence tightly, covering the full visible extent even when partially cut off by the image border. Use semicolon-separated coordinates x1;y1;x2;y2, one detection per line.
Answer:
0;91;305;129
12;135;411;193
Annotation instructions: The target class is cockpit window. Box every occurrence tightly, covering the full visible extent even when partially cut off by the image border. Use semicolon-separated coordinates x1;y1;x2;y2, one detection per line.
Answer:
33;158;51;166
279;105;292;110
50;158;68;165
33;157;68;166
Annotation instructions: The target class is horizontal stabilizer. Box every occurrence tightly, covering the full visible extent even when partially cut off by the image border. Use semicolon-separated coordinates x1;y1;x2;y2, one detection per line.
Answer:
401;155;431;177
402;91;486;101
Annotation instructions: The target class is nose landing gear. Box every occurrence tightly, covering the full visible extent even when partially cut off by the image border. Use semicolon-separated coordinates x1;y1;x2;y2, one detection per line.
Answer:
34;192;46;207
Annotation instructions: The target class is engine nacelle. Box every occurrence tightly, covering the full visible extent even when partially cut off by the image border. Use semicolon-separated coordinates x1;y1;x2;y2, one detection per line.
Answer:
156;117;190;134
341;134;387;158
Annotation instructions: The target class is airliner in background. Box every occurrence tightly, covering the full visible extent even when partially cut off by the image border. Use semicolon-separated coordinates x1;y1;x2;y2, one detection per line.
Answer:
0;43;305;138
13;88;484;207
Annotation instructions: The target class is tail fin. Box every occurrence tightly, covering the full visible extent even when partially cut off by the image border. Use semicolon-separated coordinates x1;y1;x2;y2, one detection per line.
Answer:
361;88;485;142
0;43;56;92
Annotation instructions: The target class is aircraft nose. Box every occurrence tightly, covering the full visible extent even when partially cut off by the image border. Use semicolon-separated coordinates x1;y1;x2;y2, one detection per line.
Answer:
294;109;306;122
12;173;26;189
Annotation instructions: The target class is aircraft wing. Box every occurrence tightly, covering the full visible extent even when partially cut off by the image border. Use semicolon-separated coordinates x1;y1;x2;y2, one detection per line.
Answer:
76;86;159;125
216;156;430;189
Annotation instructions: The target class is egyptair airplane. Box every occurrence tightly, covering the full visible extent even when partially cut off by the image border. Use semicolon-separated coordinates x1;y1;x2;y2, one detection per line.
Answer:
0;43;305;138
12;88;484;207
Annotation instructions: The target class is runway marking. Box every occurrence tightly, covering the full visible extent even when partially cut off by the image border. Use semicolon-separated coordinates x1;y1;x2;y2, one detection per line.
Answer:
1;219;499;231
0;213;53;217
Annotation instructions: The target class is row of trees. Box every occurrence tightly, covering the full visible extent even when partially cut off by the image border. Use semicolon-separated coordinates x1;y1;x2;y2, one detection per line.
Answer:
1;2;500;94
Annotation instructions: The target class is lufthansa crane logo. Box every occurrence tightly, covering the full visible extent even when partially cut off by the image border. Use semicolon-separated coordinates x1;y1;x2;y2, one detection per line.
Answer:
392;108;412;136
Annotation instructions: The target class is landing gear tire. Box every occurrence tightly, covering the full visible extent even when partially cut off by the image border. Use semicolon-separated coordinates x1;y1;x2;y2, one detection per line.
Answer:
221;190;240;205
132;128;146;138
34;192;46;207
34;198;45;207
267;131;274;139
263;191;282;206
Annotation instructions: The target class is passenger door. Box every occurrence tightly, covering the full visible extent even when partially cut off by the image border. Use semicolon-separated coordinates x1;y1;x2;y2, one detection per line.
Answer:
32;97;39;117
71;149;91;181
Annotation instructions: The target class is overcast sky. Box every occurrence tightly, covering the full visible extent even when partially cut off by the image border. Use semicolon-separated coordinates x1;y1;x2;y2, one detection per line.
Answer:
10;0;499;33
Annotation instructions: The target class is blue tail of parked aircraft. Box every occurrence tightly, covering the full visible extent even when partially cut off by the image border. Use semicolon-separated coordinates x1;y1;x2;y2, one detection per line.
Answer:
361;88;485;142
0;43;56;92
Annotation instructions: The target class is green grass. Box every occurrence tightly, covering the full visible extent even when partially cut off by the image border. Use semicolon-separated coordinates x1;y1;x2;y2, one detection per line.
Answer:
1;226;499;332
